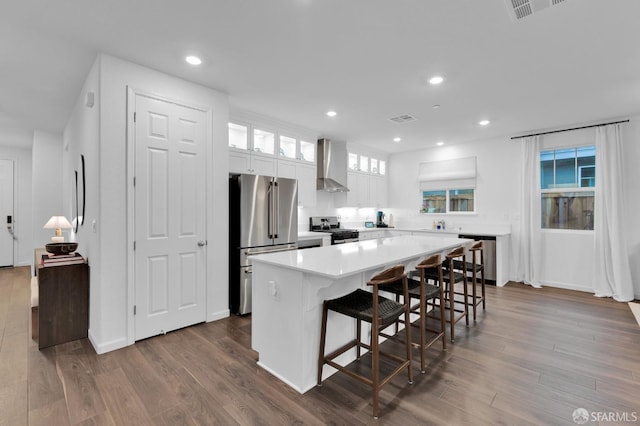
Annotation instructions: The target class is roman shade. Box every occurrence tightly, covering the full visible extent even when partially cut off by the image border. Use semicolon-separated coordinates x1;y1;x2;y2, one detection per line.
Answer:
418;157;476;190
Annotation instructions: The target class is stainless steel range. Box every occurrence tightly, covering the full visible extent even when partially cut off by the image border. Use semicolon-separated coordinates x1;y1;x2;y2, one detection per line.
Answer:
309;216;359;244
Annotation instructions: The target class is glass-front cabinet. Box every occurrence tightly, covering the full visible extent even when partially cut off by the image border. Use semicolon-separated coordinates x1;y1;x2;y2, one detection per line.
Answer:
228;116;317;205
279;135;315;163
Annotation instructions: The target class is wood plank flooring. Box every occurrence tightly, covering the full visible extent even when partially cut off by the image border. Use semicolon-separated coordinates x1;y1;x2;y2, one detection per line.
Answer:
1;266;639;425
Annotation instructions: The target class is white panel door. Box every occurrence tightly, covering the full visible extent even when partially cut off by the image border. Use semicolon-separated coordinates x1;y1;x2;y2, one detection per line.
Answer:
134;94;207;341
0;160;14;267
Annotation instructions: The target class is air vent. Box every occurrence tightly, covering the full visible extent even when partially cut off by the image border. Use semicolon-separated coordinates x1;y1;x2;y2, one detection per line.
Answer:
505;0;566;21
389;114;417;124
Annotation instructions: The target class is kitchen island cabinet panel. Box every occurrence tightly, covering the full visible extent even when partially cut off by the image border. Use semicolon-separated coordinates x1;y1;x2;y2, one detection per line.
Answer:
251;235;471;392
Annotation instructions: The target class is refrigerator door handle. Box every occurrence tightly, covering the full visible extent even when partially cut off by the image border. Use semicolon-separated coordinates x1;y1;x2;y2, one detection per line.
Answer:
274;181;279;239
267;180;274;239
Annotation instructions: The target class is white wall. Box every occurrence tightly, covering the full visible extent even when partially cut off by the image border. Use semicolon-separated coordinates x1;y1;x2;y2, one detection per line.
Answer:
87;54;229;353
388;137;520;231
62;56;101;346
0;145;33;266
386;119;640;298
32;131;64;246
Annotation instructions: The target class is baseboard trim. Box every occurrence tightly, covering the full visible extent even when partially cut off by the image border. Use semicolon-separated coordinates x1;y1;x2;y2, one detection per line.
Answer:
208;308;230;322
88;330;129;354
540;280;594;293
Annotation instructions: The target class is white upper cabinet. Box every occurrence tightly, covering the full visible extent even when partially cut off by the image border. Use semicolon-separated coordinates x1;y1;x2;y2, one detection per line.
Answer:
229;121;278;175
279;134;316;163
228;115;317;202
343;149;388;207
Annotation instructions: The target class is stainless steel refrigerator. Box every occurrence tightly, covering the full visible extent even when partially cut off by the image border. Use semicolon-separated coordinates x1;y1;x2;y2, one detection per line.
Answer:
229;174;298;314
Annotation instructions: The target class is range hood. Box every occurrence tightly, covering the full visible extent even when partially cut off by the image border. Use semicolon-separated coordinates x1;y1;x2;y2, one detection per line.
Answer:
317;138;350;192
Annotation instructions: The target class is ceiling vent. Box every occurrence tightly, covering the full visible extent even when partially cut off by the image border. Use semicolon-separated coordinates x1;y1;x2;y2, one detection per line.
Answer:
389;114;417;124
505;0;566;20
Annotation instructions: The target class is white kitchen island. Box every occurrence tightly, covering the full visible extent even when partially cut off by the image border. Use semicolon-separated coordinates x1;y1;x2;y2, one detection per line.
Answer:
251;234;472;393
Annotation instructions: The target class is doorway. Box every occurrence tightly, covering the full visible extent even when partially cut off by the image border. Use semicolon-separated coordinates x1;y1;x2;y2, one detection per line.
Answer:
0;160;14;267
129;91;208;341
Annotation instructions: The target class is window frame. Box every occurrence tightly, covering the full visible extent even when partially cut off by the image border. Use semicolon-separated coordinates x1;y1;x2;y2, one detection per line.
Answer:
540;145;595;232
420;187;476;215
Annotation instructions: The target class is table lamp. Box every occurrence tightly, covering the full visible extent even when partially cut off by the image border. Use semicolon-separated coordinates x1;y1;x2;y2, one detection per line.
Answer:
44;216;72;243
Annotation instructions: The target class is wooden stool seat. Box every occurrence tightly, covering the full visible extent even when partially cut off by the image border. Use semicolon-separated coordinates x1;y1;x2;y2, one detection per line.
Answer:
381;253;447;373
450;241;486;321
317;264;413;419
423;246;469;342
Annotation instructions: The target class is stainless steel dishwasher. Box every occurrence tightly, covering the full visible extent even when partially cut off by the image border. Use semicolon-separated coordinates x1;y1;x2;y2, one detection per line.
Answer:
458;234;496;284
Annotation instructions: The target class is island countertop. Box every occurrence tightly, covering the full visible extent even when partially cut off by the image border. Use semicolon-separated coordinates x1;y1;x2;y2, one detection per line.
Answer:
251;234;472;280
251;234;475;394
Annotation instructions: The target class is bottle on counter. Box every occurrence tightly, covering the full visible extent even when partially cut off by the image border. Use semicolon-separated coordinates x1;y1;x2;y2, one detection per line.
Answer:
388;214;394;227
432;220;436;229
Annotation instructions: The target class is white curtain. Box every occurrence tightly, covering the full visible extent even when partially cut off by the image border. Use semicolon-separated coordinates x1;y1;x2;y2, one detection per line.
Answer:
593;124;634;301
516;136;542;287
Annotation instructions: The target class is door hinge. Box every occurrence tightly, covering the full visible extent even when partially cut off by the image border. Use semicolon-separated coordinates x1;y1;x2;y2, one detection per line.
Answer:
133;177;136;187
133;112;136;123
133;241;136;251
133;305;137;315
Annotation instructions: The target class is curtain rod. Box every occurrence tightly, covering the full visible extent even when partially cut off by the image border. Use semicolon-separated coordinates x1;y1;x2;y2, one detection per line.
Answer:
510;119;630;140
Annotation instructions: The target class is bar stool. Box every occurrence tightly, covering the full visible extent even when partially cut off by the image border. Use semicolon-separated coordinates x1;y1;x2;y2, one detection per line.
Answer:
424;246;469;342
452;241;485;321
317;264;413;419
380;253;447;373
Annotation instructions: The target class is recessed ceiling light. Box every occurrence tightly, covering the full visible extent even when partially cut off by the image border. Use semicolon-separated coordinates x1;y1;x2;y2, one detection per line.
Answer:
429;76;444;85
185;56;202;65
393;137;401;143
326;111;337;117
437;141;444;146
432;104;441;109
478;119;490;126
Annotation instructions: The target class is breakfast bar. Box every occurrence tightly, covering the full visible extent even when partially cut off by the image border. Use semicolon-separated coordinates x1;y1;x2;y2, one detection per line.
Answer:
251;234;472;393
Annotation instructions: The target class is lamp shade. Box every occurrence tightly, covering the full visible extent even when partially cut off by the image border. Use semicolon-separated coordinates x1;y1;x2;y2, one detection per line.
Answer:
44;216;72;242
43;216;72;230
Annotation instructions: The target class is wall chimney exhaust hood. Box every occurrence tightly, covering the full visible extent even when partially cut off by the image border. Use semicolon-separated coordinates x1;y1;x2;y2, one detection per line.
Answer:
316;138;349;192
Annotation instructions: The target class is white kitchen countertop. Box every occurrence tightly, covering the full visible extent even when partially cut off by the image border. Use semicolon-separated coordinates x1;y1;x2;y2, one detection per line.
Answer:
252;234;472;279
297;231;331;240
354;226;511;237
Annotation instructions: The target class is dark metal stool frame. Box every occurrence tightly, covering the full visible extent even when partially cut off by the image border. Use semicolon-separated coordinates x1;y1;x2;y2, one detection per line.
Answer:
317;264;414;419
424;246;469;342
380;253;447;373
452;241;485;321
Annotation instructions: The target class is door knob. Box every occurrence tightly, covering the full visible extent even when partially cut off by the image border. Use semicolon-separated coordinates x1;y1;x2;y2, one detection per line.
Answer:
197;240;206;247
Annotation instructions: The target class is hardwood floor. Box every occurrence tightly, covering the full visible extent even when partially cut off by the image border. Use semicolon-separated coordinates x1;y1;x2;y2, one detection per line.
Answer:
1;266;639;425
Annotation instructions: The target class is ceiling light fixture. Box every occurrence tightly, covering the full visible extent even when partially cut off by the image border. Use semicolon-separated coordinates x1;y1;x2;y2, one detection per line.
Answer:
185;55;202;65
393;137;401;143
432;104;441;109
437;141;444;146
429;75;444;85
478;119;490;126
326;111;337;117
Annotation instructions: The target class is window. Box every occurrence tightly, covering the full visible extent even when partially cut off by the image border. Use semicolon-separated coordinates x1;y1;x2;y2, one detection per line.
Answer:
421;189;474;214
379;160;386;175
540;146;595;230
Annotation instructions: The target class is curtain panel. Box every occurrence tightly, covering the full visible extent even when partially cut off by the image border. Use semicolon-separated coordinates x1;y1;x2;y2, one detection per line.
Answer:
593;124;634;301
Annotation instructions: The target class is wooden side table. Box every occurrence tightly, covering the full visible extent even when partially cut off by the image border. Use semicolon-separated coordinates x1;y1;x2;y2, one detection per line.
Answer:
36;262;89;349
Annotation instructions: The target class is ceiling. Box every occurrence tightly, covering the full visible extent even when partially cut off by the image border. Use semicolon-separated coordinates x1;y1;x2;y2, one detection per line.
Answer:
1;0;639;152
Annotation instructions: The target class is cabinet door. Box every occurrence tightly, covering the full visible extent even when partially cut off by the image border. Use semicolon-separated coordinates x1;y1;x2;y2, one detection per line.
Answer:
229;151;251;174
277;159;297;179
251;154;277;176
296;163;316;207
346;172;370;207
369;175;387;207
